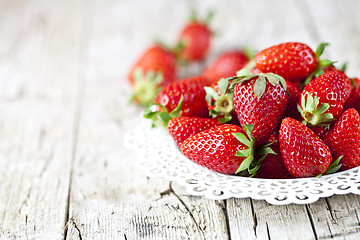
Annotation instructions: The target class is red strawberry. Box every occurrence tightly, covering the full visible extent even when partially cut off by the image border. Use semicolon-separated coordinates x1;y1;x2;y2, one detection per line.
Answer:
204;78;239;124
202;50;249;83
255;132;293;179
344;77;360;113
255;42;318;83
181;124;255;175
302;62;348;86
279;117;333;177
155;76;212;118
298;71;352;126
128;45;176;106
168;117;222;147
232;70;288;146
284;80;302;121
322;108;360;170
176;12;213;61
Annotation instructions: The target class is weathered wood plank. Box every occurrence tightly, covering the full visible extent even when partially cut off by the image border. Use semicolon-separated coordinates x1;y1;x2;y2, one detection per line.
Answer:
303;0;360;76
0;0;84;239
65;0;230;239
307;195;360;240
228;199;316;240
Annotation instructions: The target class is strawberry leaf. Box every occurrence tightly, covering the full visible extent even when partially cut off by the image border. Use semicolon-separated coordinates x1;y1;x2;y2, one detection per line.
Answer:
233;124;256;175
244;124;254;140
248;164;261;177
218;115;232;123
253;74;267;99
169;95;184;118
319;59;336;67
235;155;254;174
324;156;343;175
266;73;280;86
315;42;329;59
218;78;229;95
143;96;183;128
236;68;252;78
204;87;220;102
158;112;172;124
130;68;164;106
232;132;251;147
340;62;347;72
299;92;335;127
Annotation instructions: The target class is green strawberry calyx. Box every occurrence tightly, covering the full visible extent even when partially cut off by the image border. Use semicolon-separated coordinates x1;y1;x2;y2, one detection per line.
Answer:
316;156;343;178
229;68;287;100
233;125;276;177
129;68;164;107
297;92;336;127
204;78;234;123
143;95;183;128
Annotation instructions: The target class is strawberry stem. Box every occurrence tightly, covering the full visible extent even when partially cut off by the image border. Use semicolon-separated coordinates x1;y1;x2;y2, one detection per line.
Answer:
204;78;234;123
144;95;183;128
129;68;164;107
233;125;255;174
298;93;335;127
233;125;277;177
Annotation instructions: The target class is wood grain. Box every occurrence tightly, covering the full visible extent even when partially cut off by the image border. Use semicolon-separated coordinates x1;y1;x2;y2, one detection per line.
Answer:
0;0;84;239
0;0;359;239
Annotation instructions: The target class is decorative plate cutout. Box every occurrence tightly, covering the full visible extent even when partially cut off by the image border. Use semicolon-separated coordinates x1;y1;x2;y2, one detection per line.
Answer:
124;119;360;205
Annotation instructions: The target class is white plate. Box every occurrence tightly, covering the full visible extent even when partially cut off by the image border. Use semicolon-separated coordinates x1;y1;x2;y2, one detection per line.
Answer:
123;119;360;205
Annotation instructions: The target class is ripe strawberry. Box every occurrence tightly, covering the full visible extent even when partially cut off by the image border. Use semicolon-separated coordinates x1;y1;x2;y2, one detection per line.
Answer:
154;76;212;118
176;12;213;61
168;117;222;147
284;80;302;121
279;117;333;177
322;108;360;170
204;78;239;124
298;71;352;127
202;50;249;83
302;61;348;86
232;69;288;146
254;42;331;83
255;132;293;179
344;77;360;113
128;45;176;106
181;124;255;175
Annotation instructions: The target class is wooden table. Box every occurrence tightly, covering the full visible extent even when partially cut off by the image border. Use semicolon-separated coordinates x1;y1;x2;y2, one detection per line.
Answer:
0;0;359;239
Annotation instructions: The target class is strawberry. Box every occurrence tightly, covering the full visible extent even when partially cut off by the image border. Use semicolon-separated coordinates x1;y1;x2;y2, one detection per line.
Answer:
284;80;302;121
254;132;293;179
279;117;333;177
128;45;176;106
176;12;213;61
302;61;347;86
254;42;331;83
231;69;288;146
181;124;255;175
298;71;352;127
204;78;239;124
168;117;222;147
202;50;249;83
344;77;360;113
322;108;360;170
146;76;212;124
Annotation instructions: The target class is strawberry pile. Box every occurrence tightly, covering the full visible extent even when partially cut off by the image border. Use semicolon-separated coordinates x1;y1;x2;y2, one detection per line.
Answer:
128;13;360;179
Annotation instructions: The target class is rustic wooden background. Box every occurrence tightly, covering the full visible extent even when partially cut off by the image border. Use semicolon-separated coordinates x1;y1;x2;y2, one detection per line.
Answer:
0;0;359;239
